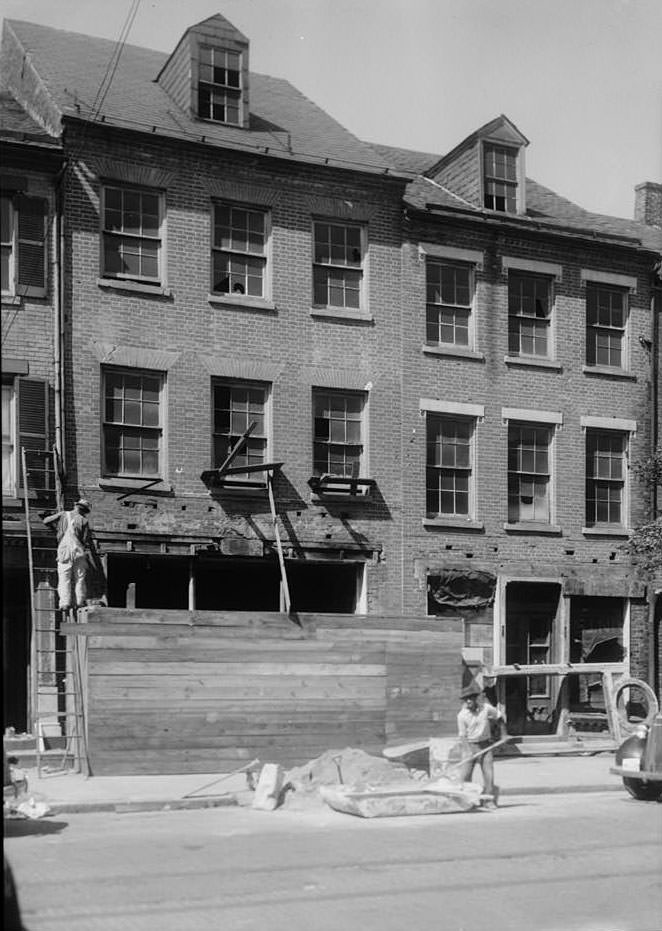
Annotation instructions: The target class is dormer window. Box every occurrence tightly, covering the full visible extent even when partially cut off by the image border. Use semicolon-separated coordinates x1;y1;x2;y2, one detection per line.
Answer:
483;144;518;212
198;46;241;124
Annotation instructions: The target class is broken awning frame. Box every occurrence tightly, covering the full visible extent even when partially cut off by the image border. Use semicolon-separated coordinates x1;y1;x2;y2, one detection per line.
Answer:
198;422;291;614
307;474;376;497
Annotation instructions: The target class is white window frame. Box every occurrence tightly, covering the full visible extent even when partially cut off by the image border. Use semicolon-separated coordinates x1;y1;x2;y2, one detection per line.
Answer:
507;272;554;359
210;202;271;300
312;388;367;480
312;219;366;312
211;378;271;482
425;412;477;520
101;184;165;286
482;142;519;213
425;259;474;350
101;367;165;479
1;195;16;297
583;426;630;531
2;381;17;496
585;282;629;371
507;421;555;524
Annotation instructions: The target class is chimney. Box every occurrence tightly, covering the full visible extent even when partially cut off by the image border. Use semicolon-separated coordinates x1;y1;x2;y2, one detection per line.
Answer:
634;182;662;228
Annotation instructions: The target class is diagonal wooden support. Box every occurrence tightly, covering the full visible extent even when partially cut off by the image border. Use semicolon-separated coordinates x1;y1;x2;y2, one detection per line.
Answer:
267;470;291;614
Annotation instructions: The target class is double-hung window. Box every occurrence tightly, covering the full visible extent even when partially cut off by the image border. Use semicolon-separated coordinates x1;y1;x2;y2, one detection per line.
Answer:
313;390;364;478
508;273;551;357
198;46;241;125
426;261;472;347
483;144;518;212
212;381;268;481
211;203;269;298
586;284;626;369
508;423;552;523
2;382;16;496
313;221;364;310
2;377;52;498
585;430;626;527
426;415;473;518
1;194;48;298
102;185;162;285
103;369;163;477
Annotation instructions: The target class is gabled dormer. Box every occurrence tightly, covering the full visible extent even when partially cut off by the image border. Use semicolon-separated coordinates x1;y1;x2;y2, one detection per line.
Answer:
426;115;529;216
156;14;250;128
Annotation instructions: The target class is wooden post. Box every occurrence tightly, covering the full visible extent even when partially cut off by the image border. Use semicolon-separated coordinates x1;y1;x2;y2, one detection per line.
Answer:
267;471;291;614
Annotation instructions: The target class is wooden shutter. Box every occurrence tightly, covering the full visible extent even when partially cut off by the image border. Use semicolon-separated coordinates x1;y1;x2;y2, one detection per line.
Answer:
17;196;47;297
17;378;50;495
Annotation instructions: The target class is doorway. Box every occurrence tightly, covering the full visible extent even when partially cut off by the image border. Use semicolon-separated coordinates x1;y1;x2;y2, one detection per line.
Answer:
504;580;562;735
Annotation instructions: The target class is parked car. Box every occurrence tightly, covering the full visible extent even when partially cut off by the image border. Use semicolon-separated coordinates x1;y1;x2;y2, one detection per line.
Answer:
610;712;662;801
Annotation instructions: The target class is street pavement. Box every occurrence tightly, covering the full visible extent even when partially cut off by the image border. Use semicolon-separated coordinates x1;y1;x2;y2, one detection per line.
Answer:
7;751;625;815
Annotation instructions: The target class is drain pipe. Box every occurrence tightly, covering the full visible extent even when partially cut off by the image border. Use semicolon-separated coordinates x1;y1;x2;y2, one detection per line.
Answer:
648;265;661;694
53;160;66;505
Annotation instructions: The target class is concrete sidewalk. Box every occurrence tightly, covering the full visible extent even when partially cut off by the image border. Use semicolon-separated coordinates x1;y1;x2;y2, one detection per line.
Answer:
6;751;623;816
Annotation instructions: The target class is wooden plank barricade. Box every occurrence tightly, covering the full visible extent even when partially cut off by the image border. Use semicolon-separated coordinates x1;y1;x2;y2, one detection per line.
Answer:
62;609;463;776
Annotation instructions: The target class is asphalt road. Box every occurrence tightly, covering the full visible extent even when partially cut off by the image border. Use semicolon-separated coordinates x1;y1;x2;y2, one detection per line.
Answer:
5;791;662;931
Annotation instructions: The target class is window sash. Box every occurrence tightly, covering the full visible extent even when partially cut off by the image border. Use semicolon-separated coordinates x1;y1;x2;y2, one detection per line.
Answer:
313;391;364;478
103;186;162;283
2;382;16;495
507;424;551;522
483;144;518;212
426;261;472;347
426;415;472;517
586;286;626;367
103;370;162;477
212;382;267;473
585;431;625;525
211;204;268;296
0;196;14;294
312;222;363;309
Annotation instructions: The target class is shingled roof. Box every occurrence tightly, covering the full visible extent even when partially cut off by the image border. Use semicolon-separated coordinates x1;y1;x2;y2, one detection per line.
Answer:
1;19;406;178
370;141;662;254
0;90;60;147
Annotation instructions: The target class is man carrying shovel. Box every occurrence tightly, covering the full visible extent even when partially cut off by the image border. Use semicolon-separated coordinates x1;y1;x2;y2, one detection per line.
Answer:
455;683;505;809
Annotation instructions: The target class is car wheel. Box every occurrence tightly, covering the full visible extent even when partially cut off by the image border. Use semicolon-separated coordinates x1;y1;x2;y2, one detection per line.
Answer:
622;777;662;801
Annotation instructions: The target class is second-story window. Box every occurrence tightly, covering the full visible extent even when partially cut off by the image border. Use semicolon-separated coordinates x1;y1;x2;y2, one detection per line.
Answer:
212;381;268;480
483;144;517;212
211;204;268;298
313;390;364;478
508;273;551;357
586;284;627;369
508;423;552;523
102;185;162;285
426;260;472;348
102;368;163;477
585;430;626;527
198;46;241;125
313;221;364;310
426;415;473;518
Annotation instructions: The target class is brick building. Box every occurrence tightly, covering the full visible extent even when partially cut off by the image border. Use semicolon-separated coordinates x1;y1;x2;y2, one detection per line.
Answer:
1;14;660;742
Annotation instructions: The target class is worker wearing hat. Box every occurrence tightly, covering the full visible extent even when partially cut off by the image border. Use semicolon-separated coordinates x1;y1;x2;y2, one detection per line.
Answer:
42;499;93;611
456;683;504;807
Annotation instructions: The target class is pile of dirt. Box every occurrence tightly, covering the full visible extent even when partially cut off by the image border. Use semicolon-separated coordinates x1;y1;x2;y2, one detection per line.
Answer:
284;747;417;798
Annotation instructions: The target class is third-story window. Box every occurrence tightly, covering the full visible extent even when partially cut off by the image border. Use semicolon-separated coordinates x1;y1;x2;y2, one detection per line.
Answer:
313;221;363;310
212;382;267;478
483;144;518;212
585;430;626;527
586;284;626;368
211;204;268;297
313;390;364;477
102;185;162;285
1;194;48;297
426;261;472;347
103;369;163;477
508;424;552;523
508;273;551;357
426;415;472;518
198;46;241;125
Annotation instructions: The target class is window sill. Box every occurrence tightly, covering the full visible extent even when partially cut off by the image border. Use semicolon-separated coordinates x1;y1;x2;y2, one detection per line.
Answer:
582;525;630;538
208;294;276;312
504;522;562;535
422;345;485;362
208;483;268;496
98;477;173;495
423;517;484;531
582;365;635;381
1;295;22;307
504;355;561;371
310;307;373;323
97;278;172;298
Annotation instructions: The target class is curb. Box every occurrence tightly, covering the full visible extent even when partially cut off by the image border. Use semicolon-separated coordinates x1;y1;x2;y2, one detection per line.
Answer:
40;784;624;815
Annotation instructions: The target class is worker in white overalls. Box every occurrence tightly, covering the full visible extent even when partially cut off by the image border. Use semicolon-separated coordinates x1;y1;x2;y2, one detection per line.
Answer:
43;499;93;611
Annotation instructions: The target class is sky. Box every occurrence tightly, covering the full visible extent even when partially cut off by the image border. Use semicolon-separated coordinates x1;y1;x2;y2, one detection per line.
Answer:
1;0;660;220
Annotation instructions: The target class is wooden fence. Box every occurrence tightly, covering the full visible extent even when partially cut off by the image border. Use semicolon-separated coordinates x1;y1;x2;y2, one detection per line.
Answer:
65;609;463;776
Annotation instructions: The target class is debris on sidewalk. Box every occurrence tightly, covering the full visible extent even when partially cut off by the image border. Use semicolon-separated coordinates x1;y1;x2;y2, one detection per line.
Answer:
252;763;285;810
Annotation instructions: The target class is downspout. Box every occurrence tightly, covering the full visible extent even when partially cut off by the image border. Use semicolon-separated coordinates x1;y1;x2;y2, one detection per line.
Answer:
648;265;661;694
53;160;66;504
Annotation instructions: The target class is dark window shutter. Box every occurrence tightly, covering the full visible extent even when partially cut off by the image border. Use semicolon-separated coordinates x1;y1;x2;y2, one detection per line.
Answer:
17;378;51;494
17;196;47;297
